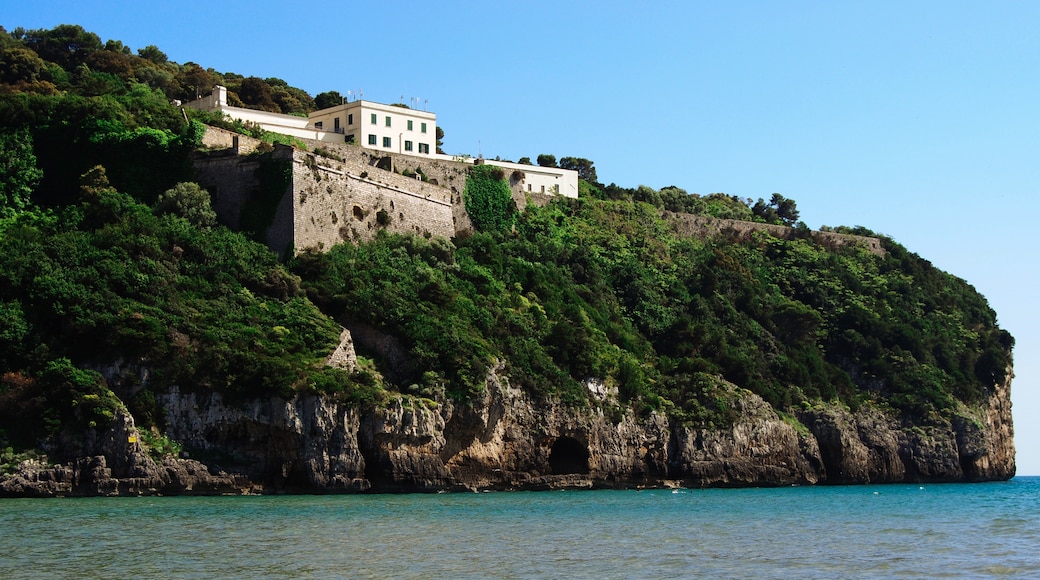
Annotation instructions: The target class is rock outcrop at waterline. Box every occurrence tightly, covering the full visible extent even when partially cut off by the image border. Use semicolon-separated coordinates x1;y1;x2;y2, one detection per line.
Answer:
0;365;1014;497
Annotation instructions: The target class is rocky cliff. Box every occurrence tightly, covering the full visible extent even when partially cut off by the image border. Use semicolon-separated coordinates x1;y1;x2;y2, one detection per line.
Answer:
1;363;1014;497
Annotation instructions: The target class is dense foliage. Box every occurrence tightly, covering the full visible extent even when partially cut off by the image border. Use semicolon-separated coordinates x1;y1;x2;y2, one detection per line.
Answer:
0;176;352;448
463;164;515;233
3;24;317;113
0;25;1015;460
294;194;1011;423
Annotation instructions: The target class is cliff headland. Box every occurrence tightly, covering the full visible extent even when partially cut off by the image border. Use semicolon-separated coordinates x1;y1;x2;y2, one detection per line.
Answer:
0;25;1015;495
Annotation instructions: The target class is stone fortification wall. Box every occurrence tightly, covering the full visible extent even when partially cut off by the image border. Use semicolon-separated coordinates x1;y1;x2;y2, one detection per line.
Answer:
276;138;575;228
193;128;883;260
193;148;286;232
193;127;456;257
288;149;455;253
193;127;586;251
663;211;886;256
302;139;471;200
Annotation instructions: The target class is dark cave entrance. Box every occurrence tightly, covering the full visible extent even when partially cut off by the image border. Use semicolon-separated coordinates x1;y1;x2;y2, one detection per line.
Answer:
548;437;590;475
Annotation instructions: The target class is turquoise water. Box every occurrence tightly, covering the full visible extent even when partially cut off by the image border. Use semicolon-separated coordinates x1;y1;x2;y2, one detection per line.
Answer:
2;477;1038;578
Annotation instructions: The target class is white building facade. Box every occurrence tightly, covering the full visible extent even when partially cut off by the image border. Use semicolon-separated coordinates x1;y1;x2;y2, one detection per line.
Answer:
308;101;437;158
183;86;437;158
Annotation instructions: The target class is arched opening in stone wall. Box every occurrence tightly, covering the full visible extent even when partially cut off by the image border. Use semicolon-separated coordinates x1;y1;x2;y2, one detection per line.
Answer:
549;437;590;475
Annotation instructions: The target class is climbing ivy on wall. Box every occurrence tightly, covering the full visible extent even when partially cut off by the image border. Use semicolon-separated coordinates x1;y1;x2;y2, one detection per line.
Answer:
463;164;515;233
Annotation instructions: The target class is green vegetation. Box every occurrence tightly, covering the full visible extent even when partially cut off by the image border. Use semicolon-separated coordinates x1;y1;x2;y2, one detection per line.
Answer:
138;428;182;461
0;446;43;476
0;128;43;217
463;164;515;233
294;193;1011;422
0;176;345;440
0;25;1015;460
154;181;217;228
184;108;309;150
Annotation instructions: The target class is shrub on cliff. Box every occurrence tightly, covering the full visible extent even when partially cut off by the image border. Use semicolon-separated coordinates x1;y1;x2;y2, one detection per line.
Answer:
154;181;216;228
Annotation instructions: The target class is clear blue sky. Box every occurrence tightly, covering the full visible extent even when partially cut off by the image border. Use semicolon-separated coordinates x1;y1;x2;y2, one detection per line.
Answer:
7;1;1039;475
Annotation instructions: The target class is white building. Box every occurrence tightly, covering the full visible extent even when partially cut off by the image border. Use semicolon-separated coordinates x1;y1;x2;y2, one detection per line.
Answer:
308;101;437;158
183;86;437;157
183;86;577;198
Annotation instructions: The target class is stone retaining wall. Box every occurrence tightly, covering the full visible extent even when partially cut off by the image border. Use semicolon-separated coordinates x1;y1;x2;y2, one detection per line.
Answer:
663;211;886;256
194;127;885;260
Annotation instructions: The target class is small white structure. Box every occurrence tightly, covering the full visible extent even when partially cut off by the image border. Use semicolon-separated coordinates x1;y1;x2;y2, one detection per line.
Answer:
182;86;311;135
481;158;579;199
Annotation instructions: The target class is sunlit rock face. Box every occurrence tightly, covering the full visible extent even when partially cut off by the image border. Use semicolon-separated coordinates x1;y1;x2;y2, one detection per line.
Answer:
1;361;1014;496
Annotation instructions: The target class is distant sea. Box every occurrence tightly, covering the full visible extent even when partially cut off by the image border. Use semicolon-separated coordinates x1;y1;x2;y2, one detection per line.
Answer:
2;477;1038;578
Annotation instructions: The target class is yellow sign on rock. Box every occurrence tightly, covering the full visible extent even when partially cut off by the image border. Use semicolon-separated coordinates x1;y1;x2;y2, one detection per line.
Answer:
128;436;137;443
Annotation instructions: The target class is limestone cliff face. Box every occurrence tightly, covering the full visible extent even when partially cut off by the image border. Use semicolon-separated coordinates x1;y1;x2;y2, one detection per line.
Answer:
796;367;1016;484
0;408;251;497
1;365;1014;496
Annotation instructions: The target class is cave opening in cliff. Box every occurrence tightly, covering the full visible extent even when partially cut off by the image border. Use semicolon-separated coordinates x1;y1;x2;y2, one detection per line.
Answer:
549;437;590;475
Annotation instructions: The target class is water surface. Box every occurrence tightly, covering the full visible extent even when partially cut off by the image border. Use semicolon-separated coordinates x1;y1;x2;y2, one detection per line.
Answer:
2;477;1038;578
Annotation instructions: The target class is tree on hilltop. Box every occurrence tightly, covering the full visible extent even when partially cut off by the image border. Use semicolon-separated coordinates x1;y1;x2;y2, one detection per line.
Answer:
137;45;167;65
315;90;344;110
175;62;216;100
752;193;800;226
237;76;279;112
536;154;557;167
559;156;598;184
21;24;103;70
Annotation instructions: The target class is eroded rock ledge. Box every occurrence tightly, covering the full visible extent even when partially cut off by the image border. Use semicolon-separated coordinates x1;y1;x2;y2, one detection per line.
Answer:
1;367;1014;497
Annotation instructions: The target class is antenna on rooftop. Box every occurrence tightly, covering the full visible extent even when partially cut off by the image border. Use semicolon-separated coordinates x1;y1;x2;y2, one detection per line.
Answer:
424;99;429;111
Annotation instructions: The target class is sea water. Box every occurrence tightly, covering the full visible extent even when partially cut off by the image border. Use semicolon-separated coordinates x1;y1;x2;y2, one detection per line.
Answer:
2;477;1038;579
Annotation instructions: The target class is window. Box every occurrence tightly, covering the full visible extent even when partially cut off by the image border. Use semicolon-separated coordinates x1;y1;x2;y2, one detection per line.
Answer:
370;113;377;124
385;116;391;127
421;122;427;133
314;121;323;130
383;136;392;148
404;140;413;152
348;113;353;125
407;120;413;131
418;143;430;154
368;134;377;145
334;117;340;131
